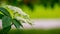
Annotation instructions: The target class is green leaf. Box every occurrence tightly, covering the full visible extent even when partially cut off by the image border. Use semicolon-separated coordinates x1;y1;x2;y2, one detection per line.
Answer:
3;26;11;34
0;14;4;19
0;7;11;17
13;19;23;29
2;16;12;28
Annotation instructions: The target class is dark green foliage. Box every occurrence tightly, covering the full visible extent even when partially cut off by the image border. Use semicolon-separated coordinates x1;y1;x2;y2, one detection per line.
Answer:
2;16;12;34
0;7;11;17
27;3;34;10
0;7;23;34
2;26;11;34
0;14;4;19
0;7;12;34
0;0;60;10
2;16;12;28
7;0;18;6
13;19;23;29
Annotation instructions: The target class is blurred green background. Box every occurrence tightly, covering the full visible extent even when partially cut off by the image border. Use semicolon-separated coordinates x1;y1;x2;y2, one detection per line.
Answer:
0;0;60;19
0;0;60;34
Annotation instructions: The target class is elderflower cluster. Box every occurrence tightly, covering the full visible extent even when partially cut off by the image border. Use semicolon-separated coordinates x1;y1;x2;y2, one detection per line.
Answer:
6;5;32;25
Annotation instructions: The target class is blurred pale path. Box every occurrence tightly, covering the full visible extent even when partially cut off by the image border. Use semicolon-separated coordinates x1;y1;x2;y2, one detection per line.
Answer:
0;19;60;29
22;19;60;29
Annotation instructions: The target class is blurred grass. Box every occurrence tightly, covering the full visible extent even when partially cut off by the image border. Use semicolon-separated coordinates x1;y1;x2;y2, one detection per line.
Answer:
21;4;60;19
0;28;60;34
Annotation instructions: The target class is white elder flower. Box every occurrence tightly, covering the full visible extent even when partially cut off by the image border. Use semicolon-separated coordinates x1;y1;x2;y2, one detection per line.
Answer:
26;19;32;25
14;14;32;23
15;16;27;23
7;5;28;16
7;5;30;19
